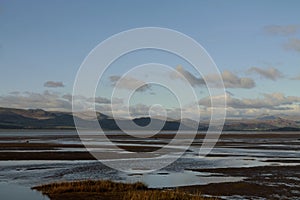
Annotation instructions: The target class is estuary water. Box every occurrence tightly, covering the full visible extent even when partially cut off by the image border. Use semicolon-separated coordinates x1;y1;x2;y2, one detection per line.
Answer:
0;130;299;199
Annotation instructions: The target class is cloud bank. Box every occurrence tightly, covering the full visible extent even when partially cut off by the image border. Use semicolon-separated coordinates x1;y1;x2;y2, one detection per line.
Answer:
199;92;300;111
0;90;299;119
0;91;112;111
0;91;71;111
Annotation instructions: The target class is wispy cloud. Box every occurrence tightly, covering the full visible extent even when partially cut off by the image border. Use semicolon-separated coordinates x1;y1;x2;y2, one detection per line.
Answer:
109;75;151;92
263;25;300;53
219;70;255;89
248;67;283;80
44;81;65;88
170;65;205;87
284;38;300;52
171;66;255;89
264;25;300;36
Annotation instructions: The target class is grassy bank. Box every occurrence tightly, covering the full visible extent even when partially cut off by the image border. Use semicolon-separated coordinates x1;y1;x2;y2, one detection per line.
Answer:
32;180;215;200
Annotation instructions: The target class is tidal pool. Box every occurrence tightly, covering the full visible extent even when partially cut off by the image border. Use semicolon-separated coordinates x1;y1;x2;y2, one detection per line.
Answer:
0;182;49;200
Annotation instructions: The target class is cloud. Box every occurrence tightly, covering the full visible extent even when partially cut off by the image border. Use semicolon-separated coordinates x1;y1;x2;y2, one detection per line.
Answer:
44;81;65;88
88;97;111;104
264;25;300;36
248;67;284;80
0;91;115;111
171;66;255;89
170;65;206;86
0;91;71;111
110;92;300;119
199;92;300;111
62;94;72;101
66;94;113;105
104;103;176;119
263;25;300;53
203;70;255;89
1;90;299;120
87;96;123;104
220;70;255;89
109;75;151;92
284;38;300;52
128;104;151;117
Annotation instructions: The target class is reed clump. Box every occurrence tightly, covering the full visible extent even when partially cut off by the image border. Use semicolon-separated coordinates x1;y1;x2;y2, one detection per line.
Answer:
33;180;147;194
33;180;215;200
123;189;214;200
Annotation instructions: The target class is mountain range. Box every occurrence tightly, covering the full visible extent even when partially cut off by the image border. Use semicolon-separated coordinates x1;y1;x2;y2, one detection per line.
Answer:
0;107;300;131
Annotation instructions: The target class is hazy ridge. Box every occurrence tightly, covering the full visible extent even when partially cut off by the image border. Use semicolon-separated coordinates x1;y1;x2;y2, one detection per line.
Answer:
0;107;299;131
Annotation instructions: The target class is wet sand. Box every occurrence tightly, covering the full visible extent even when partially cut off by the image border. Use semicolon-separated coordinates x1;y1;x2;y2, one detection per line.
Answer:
1;132;299;159
182;165;300;199
0;131;299;199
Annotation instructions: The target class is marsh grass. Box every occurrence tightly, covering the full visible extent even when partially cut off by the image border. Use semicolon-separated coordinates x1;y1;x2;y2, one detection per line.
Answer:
33;180;147;194
33;180;214;200
123;190;214;200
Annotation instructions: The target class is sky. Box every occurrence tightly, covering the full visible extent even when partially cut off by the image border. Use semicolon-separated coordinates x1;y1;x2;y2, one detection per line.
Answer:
0;0;300;119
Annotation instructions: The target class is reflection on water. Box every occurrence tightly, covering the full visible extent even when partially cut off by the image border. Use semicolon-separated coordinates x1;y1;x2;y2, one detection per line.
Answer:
0;130;299;199
0;182;49;200
126;170;244;188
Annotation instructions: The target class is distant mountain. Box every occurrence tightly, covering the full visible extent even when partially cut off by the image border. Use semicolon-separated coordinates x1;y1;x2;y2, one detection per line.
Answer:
0;107;299;131
0;107;76;129
0;107;191;130
256;115;278;120
223;116;300;131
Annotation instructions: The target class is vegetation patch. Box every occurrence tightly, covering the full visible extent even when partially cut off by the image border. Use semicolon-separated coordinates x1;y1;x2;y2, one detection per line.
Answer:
33;180;215;200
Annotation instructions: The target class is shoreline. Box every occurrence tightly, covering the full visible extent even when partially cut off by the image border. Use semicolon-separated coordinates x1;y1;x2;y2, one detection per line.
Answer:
31;164;300;199
181;165;300;199
0;131;299;160
1;131;299;199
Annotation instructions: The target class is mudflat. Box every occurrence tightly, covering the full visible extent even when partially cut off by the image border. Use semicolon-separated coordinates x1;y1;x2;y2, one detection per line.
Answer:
182;165;300;199
0;131;299;199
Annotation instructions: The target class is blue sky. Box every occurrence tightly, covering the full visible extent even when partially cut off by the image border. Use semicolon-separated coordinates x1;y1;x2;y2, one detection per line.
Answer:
0;0;300;118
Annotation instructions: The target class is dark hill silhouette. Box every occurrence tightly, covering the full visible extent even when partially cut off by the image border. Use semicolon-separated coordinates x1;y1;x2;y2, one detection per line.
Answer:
0;107;299;131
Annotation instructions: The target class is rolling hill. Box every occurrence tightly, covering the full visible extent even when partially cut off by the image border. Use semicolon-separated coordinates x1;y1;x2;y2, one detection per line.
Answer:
0;107;299;131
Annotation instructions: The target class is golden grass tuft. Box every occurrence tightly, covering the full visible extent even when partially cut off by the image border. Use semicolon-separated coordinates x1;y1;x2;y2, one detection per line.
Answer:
33;180;215;200
33;180;147;194
123;189;214;200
